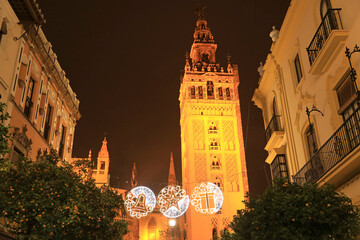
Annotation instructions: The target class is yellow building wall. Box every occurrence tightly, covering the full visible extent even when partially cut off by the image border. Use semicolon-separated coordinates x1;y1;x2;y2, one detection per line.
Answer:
252;0;360;206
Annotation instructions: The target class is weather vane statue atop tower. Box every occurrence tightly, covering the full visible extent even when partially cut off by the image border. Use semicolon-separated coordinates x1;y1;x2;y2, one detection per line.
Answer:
195;5;206;20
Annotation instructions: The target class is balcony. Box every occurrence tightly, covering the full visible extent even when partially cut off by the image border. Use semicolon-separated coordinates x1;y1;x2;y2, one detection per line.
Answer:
307;9;348;74
265;115;283;142
293;107;360;185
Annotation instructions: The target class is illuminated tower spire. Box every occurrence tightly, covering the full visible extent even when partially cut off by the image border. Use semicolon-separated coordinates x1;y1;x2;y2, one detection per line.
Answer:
190;6;217;71
168;152;177;185
131;163;138;188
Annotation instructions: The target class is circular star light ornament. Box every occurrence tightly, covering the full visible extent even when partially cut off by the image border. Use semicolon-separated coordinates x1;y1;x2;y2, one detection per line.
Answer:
157;185;190;218
125;186;156;219
191;182;224;214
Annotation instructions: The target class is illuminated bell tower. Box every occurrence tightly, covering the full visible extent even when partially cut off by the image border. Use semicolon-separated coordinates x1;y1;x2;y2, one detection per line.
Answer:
94;137;110;186
179;7;249;240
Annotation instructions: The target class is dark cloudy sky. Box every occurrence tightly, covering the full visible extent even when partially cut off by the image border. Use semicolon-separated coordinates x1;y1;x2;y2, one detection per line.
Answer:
37;0;290;196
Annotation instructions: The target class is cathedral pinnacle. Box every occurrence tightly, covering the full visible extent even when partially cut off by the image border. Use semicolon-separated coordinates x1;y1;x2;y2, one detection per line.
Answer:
98;137;109;158
168;152;177;185
131;163;137;188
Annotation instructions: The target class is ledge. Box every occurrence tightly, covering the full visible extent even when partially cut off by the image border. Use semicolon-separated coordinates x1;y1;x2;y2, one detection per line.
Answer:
264;130;284;152
309;30;349;75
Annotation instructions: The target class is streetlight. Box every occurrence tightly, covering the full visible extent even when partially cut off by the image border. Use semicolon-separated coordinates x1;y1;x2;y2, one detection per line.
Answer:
345;44;360;93
169;219;176;240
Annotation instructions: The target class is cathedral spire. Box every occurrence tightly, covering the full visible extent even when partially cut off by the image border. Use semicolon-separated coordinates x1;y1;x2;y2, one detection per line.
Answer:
168;152;177;185
131;163;137;188
98;137;109;158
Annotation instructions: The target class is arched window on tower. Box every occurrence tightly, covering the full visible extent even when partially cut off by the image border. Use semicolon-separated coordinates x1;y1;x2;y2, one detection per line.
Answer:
201;53;209;63
207;81;214;99
208;122;218;134
211;156;221;170
198;86;203;99
214;176;223;191
190;86;196;99
218;87;223;100
209;139;220;150
225;87;231;100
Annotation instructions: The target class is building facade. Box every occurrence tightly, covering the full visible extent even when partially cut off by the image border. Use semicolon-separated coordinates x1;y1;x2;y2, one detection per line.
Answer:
1;0;80;162
0;0;25;105
252;0;360;205
179;11;249;239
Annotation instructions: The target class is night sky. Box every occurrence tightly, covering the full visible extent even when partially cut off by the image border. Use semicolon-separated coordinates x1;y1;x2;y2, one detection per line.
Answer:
37;0;290;197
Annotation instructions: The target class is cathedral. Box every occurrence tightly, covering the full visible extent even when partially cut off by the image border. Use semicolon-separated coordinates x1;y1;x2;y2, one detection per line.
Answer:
179;8;248;239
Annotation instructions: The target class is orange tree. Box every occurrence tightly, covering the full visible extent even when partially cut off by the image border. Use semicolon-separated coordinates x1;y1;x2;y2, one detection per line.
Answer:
223;179;360;240
0;102;128;239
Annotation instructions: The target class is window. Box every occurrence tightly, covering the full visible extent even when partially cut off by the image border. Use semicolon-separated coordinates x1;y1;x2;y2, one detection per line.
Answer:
337;71;357;114
294;53;303;83
225;88;231;100
270;155;289;180
208;122;218;134
211;156;221;170
190;86;196;99
305;125;317;157
214;176;222;190
198;86;203;99
58;125;66;158
218;87;223;99
24;78;35;118
209;140;220;150
207;81;214;99
272;97;277;116
100;161;105;170
0;19;7;44
11;146;24;162
44;105;52;141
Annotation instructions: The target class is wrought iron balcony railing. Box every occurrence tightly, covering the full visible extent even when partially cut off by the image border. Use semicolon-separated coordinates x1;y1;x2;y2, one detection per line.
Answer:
265;115;283;142
307;9;343;66
293;106;360;184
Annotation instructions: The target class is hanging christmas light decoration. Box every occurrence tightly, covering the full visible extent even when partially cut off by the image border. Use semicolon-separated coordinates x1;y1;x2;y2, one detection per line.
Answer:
157;185;189;218
125;186;156;219
191;182;223;214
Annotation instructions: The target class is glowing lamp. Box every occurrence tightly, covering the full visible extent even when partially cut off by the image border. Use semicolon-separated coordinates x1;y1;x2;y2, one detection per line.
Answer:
169;219;176;227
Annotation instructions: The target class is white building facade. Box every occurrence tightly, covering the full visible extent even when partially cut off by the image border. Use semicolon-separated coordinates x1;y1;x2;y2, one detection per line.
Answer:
252;0;360;205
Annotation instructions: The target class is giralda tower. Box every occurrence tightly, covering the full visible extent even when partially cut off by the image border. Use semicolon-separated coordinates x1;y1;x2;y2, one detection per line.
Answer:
179;8;249;239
